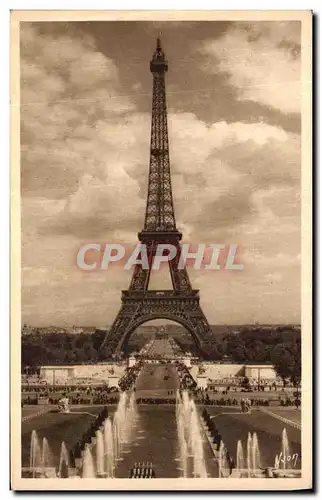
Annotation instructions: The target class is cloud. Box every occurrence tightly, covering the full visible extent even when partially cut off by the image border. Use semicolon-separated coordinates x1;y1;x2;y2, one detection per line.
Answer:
20;23;135;199
37;111;298;243
200;21;301;114
167;114;300;242
20;22;301;326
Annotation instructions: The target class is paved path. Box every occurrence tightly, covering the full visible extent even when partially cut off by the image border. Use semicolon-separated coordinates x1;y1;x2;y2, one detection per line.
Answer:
135;363;179;398
145;338;177;357
121;363;219;477
260;407;301;430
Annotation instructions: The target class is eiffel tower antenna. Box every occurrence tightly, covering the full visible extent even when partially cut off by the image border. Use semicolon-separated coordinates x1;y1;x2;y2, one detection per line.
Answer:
101;39;213;358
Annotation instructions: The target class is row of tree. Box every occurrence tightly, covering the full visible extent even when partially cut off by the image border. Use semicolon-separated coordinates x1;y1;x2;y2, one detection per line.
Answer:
22;326;301;387
22;330;107;367
174;326;301;387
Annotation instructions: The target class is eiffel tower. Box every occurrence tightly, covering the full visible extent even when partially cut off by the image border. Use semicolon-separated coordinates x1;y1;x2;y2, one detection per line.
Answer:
101;39;214;358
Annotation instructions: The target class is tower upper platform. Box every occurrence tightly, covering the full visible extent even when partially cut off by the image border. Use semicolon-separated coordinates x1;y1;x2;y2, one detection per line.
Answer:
150;38;168;73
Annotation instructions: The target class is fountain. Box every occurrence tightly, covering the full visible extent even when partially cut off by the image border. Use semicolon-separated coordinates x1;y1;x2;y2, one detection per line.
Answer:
58;442;70;478
218;441;231;478
236;440;244;472
104;418;115;477
176;390;208;478
29;430;41;478
189;400;208;478
26;391;139;479
82;445;95;478
252;433;261;473
178;410;189;477
82;391;138;478
231;427;300;478
41;437;50;471
272;428;300;477
28;431;56;478
25;397;301;479
218;441;224;477
282;428;290;472
244;432;262;477
96;430;105;476
128;392;137;423
112;391;138;461
246;432;252;477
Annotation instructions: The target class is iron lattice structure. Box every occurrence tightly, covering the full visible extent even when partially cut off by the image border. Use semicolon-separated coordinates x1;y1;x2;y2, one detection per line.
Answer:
143;38;175;233
101;39;214;358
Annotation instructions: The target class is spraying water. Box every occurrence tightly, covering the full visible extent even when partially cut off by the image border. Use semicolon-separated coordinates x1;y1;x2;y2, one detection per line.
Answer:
113;391;138;460
176;405;188;477
41;437;50;472
236;440;244;472
88;391;139;478
25;391;141;479
82;445;95;478
58;442;70;478
282;428;290;472
218;441;231;478
30;430;41;478
252;433;261;473
175;390;208;478
245;432;262;477
96;430;105;476
104;418;115;477
247;432;252;477
218;441;224;477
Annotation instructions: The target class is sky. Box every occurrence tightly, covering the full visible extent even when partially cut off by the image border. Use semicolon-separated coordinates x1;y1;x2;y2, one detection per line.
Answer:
20;20;301;326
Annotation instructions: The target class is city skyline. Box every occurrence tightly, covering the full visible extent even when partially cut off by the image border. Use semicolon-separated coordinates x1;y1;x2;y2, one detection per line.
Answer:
22;321;301;329
21;21;301;326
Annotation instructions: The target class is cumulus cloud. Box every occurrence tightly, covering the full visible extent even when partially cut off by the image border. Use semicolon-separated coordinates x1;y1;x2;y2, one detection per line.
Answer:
167;113;300;244
20;22;301;326
20;23;135;199
200;21;301;114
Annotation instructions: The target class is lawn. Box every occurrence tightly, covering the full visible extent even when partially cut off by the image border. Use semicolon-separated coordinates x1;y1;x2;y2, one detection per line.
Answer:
21;405;110;468
21;401;302;478
22;405;49;419
206;407;301;470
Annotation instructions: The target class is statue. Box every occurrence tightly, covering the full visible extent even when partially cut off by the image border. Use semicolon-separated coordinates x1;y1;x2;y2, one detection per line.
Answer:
58;395;70;413
241;398;251;414
198;365;205;375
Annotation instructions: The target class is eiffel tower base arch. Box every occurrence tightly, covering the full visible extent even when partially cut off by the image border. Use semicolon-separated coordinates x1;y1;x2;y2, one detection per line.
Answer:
102;291;214;359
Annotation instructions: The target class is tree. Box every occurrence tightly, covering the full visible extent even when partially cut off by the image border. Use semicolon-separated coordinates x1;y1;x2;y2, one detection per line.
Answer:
92;330;106;351
271;342;301;387
289;340;301;389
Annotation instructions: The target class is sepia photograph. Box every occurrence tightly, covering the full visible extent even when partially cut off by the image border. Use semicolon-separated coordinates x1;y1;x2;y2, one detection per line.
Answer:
10;10;312;491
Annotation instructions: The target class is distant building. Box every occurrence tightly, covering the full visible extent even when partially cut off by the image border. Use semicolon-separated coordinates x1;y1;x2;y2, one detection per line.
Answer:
38;363;126;386
189;362;277;384
244;364;276;380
